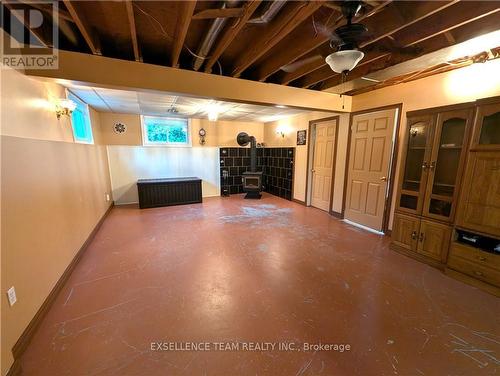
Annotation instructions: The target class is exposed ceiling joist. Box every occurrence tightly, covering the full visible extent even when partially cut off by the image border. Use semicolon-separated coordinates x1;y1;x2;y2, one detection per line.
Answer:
255;0;391;82
321;10;500;91
63;0;101;55
125;1;141;62
231;0;325;78
17;0;74;23
192;7;245;20
293;0;459;88
204;0;262;73
171;0;197;68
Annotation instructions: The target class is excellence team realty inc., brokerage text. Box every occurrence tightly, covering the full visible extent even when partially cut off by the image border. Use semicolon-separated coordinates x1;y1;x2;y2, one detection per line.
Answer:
150;342;351;353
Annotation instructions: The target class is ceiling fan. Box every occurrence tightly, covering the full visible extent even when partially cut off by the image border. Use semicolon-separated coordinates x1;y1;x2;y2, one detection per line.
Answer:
281;1;420;75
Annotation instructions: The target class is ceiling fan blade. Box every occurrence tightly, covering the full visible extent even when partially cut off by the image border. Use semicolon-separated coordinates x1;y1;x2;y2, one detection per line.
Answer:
281;55;323;73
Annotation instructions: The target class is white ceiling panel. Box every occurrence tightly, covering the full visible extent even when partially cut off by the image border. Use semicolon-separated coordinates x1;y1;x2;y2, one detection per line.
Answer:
61;83;312;122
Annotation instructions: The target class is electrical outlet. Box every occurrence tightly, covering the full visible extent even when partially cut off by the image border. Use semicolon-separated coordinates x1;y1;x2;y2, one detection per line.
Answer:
7;286;17;306
105;193;110;202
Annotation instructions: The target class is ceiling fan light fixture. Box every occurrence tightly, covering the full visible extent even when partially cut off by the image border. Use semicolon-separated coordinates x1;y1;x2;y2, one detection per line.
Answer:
325;50;365;74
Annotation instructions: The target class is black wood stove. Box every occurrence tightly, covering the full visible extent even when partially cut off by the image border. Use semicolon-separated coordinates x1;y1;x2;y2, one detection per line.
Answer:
237;132;262;199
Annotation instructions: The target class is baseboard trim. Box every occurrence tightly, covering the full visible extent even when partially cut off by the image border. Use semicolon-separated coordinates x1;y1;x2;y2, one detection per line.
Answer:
11;203;114;360
330;211;343;219
292;198;306;206
6;358;22;376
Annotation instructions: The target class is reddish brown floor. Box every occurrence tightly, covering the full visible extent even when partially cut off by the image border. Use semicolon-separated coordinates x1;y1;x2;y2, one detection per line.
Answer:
20;194;499;375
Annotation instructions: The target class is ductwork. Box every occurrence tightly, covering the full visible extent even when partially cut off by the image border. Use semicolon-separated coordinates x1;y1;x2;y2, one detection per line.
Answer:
193;1;241;71
247;1;286;24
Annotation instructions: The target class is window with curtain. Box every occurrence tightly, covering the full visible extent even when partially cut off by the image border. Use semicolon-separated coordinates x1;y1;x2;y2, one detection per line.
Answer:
68;92;94;144
141;116;190;146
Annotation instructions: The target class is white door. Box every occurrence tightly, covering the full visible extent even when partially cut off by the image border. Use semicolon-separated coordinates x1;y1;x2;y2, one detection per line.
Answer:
311;119;337;211
345;109;397;231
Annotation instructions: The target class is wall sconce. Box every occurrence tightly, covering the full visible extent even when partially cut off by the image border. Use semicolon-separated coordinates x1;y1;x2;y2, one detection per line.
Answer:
276;125;287;138
55;98;77;119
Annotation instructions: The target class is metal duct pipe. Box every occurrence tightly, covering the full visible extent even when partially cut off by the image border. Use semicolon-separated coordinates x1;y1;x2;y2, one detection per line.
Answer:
237;132;257;172
193;1;240;71
247;0;286;24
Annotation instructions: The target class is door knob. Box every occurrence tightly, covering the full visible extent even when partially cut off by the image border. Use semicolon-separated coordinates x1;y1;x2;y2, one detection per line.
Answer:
380;176;387;181
422;162;429;170
311;169;316;172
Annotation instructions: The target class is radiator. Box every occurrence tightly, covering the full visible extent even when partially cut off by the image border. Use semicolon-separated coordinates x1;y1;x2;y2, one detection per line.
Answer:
137;177;202;209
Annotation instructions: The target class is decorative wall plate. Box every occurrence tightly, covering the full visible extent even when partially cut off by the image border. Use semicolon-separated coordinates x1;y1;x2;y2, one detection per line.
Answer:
113;122;127;134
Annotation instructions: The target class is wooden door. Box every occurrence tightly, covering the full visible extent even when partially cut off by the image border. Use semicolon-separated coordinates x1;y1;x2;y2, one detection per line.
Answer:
311;120;337;211
456;151;500;237
417;219;452;262
396;114;435;215
392;213;420;251
422;108;473;222
345;109;397;230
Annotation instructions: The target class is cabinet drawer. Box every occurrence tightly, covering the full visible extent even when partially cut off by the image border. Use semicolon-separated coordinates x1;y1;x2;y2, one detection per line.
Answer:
448;255;500;287
449;242;500;271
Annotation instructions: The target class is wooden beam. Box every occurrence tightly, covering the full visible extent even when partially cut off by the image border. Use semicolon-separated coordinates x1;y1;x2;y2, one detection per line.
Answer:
192;7;245;20
389;1;500;48
171;0;196;67
4;2;49;47
17;0;74;23
125;1;141;62
231;0;325;78
63;0;101;55
320;9;500;91
277;0;457;85
204;0;262;73
255;0;391;82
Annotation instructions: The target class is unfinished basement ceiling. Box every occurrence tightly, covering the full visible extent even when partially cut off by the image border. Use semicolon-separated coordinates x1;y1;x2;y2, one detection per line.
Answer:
63;83;311;122
2;1;499;94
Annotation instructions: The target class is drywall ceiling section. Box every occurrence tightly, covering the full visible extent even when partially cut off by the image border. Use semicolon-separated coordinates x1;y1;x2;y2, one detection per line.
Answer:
63;83;312;122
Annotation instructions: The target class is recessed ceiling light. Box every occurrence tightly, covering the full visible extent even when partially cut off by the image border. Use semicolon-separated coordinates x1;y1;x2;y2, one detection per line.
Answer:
275;105;287;108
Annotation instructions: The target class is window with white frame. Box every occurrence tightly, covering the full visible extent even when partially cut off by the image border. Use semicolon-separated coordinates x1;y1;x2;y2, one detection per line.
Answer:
68;91;94;144
141;116;191;146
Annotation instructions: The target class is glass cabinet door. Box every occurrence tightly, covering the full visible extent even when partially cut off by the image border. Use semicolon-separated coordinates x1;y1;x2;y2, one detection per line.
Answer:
422;109;472;221
472;101;500;151
397;115;434;214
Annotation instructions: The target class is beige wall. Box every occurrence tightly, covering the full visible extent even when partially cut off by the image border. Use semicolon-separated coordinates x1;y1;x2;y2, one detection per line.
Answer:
0;67;112;375
352;59;500;230
98;113;264;147
264;111;349;213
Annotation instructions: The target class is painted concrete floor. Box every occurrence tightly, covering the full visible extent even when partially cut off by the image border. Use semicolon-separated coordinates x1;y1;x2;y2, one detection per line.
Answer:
21;194;499;375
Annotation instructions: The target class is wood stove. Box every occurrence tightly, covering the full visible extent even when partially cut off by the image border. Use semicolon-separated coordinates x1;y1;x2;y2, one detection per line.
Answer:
237;132;262;199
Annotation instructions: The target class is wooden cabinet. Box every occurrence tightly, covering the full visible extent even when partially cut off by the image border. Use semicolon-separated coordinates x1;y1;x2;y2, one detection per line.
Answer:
396;107;473;222
417;220;452;262
392;213;451;264
447;242;500;295
396;115;434;216
470;98;500;151
392;213;419;251
456;152;500;237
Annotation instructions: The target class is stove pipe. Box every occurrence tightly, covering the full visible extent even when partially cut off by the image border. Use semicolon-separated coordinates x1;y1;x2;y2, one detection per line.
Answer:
236;132;257;172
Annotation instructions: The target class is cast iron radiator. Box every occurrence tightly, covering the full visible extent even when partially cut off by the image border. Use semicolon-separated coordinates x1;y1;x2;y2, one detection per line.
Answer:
137;177;202;209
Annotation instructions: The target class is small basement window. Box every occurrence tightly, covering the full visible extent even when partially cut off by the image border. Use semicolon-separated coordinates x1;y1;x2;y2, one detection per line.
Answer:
142;116;191;146
68;91;94;144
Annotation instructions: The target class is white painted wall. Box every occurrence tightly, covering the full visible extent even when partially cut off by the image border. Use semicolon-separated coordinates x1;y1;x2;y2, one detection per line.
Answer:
106;146;220;204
